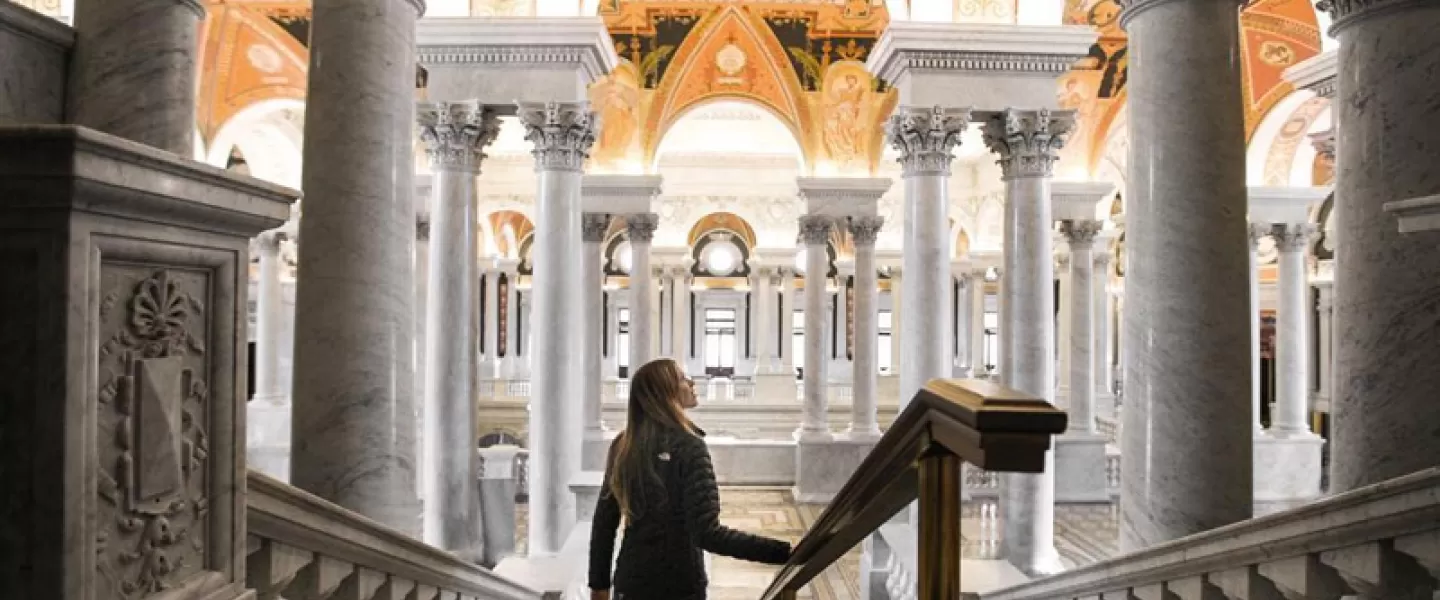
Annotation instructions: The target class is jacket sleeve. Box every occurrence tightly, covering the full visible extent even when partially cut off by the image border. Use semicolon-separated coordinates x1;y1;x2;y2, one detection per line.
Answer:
678;437;792;565
589;445;622;591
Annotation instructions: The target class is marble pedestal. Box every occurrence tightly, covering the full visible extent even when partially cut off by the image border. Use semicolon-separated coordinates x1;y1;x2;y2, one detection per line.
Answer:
794;437;877;503
1252;435;1324;516
1054;433;1109;503
246;396;293;480
0;126;294;599
478;445;523;567
570;470;604;523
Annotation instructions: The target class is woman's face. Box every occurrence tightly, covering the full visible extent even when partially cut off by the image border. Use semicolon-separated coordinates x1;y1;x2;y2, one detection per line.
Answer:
676;371;698;410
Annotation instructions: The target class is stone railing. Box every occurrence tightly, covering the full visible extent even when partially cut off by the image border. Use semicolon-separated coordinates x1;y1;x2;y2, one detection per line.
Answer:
247;471;542;600
964;463;1003;497
1096;415;1119;446
1105;452;1121;494
477;379;531;399
984;467;1440;600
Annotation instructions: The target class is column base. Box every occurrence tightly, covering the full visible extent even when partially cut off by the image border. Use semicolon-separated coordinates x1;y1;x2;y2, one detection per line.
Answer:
793;436;875;503
845;425;883;442
1253;434;1324;515
793;428;834;444
1054;432;1109;503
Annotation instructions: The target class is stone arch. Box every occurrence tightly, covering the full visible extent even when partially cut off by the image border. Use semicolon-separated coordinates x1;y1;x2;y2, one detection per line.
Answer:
483;210;535;260
1246;89;1330;186
687;212;758;250
206;98;306;188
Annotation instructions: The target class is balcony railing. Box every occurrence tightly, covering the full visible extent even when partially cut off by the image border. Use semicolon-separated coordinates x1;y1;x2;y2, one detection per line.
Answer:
247;471;541;600
758;378;1068;600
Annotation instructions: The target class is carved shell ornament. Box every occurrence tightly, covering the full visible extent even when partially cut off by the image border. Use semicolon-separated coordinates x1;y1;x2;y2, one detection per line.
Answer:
96;270;211;597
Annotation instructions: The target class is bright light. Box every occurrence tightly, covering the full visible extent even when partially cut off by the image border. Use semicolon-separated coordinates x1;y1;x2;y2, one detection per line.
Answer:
704;242;739;275
616;241;633;274
794;247;807;275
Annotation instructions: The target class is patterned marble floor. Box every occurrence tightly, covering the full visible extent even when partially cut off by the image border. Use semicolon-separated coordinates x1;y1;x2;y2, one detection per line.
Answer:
517;490;1121;600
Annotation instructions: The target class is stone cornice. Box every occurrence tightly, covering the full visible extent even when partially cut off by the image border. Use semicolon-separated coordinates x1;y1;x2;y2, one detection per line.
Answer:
868;22;1095;84
1282;50;1337;99
580;174;663;214
1383;194;1440;233
1052;181;1118;221
416;18;617;84
1248;185;1328;223
796;177;893;216
1316;0;1431;33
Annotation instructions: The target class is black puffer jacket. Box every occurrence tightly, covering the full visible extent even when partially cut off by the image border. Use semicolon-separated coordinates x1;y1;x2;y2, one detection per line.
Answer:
589;429;791;600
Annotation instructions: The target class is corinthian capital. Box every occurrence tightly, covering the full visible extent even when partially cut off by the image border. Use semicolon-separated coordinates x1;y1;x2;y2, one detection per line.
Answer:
1316;0;1416;31
517;101;597;173
847;216;885;246
1310;130;1336;162
886;105;971;177
798;215;835;246
1273;223;1317;253
1060;219;1104;246
625;212;660;243
980;108;1076;180
417;100;502;173
1248;222;1274;250
582;213;611;243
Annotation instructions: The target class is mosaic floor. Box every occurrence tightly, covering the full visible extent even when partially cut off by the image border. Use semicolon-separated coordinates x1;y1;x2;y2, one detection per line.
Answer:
517;489;1121;600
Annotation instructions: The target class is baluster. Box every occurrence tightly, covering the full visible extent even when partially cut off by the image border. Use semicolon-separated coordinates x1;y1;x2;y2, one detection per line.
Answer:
407;583;440;600
1132;583;1178;600
248;539;317;600
1257;554;1350;599
374;576;416;600
284;555;355;600
1166;575;1227;600
1320;540;1435;599
1209;565;1287;600
1394;531;1440;590
330;567;387;600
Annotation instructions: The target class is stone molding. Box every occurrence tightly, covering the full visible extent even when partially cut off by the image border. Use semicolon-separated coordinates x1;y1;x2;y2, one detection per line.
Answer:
796;176;893;215
418;101;502;173
848;216;885;246
1273;223;1317;252
1118;0;1244;29
625;212;660;243
867;22;1095;84
1282;50;1338;99
516;101;596;173
1316;0;1431;32
581;213;610;243
886;105;972;177
1311;130;1337;162
1060;219;1104;246
1383;194;1440;233
580;174;662;214
415;17;618;83
979;108;1076;180
798;215;835;245
0;1;76;48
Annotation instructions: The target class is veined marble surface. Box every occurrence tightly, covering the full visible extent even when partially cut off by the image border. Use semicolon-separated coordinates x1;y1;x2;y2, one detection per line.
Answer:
0;2;71;125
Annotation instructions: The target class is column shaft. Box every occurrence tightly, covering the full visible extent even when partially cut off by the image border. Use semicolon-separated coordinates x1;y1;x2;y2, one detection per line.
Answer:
671;266;689;364
970;270;987;375
1315;282;1333;407
290;0;422;533
954;274;972;378
849;217;884;439
627;214;658;369
1271;224;1316;437
799;216;834;440
248;231;291;480
519;102;595;554
481;268;501;378
582;214;609;469
753;268;773;373
1093;254;1114;400
67;0;201;154
1118;0;1253;550
1065;223;1101;433
1248;223;1268;433
888;270;902;375
782;270;797;373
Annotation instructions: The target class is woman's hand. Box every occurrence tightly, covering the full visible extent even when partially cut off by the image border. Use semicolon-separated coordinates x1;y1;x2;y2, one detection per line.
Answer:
591;590;610;600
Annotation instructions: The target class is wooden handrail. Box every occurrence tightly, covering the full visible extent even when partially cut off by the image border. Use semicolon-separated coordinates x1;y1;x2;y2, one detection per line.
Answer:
757;378;1065;600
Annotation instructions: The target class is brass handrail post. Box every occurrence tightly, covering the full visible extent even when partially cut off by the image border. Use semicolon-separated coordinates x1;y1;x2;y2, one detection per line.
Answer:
918;448;962;600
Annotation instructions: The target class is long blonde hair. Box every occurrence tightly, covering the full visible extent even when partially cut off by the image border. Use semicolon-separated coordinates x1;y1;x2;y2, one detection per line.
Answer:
607;358;698;522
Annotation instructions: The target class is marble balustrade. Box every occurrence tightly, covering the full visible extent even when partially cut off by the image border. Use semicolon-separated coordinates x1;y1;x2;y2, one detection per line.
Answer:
982;468;1440;600
247;471;541;600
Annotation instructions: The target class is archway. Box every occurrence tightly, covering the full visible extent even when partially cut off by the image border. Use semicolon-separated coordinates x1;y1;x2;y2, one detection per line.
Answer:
206;98;306;188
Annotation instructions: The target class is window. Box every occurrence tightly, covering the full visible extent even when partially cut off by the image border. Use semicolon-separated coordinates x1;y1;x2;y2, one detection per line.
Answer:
703;308;737;377
878;310;893;374
702;241;740;276
618;308;631;377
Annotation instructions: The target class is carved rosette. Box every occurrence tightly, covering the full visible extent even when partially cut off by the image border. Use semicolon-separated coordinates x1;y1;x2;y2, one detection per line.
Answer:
517;101;598;173
1273;223;1318;252
418;101;502;174
95;269;212;597
1248;221;1274;250
1060;219;1104;246
847;216;885;247
625;213;659;244
798;215;834;246
980;108;1076;180
886;105;971;177
581;213;611;243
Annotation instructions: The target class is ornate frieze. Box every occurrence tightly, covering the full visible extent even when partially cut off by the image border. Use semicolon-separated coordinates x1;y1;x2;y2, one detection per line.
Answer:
847;216;885;246
581;213;611;243
418;101;503;173
517;101;597;173
1060;219;1104;246
886;105;971;177
798;214;835;245
625;212;660;243
883;50;1088;76
1273;223;1318;252
979;108;1076;180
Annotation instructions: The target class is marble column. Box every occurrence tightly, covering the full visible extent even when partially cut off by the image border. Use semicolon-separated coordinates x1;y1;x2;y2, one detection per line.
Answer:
582;212;610;470
1313;280;1334;410
603;293;620;379
752;266;775;374
1247;222;1270;433
1055;252;1072;401
1270;223;1318;438
248;230;291;479
627;213;659;370
833;261;854;382
1319;0;1440;492
981;108;1071;575
798;215;835;441
518;101;596;555
670;264;691;366
415;101;498;560
501;260;521;379
848;217;885;439
66;0;202;154
290;0;423;533
953;270;973;378
781;268;798;374
481;266;502;379
886;106;969;407
1118;0;1254;550
1062;220;1102;434
970;269;988;376
1093;253;1115;404
888;268;903;375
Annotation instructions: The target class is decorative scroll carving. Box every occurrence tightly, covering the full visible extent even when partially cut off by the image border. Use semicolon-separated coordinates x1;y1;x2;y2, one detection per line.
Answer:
980;108;1076;180
418;101;502;174
1273;223;1318;253
1248;222;1274;250
625;213;660;243
516;101;598;173
886;106;971;177
1060;220;1104;246
847;216;885;246
95;269;211;597
798;215;834;245
581;213;611;243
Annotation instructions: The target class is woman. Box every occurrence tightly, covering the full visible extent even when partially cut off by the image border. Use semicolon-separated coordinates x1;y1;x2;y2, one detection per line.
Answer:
590;358;792;600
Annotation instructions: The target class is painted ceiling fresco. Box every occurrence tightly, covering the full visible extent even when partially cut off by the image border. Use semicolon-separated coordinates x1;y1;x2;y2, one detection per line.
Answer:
196;0;1323;179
